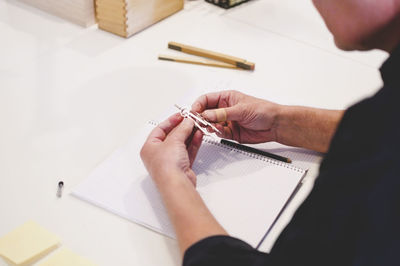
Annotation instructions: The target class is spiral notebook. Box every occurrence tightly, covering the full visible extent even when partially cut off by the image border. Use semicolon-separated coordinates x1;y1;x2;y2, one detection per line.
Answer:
72;121;308;248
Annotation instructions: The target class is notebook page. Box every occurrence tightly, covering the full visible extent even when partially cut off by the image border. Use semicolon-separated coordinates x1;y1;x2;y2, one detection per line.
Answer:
73;123;307;247
192;139;306;247
72;123;156;230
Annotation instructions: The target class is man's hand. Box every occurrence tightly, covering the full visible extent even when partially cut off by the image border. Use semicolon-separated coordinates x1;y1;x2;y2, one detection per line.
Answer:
192;90;344;153
140;113;227;255
140;113;203;187
192;90;281;144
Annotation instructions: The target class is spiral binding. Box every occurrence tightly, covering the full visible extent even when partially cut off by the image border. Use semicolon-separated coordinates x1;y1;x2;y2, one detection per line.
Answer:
147;120;305;173
202;136;305;173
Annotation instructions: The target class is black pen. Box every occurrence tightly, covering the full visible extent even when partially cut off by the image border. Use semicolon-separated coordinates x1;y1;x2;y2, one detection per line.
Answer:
220;139;292;163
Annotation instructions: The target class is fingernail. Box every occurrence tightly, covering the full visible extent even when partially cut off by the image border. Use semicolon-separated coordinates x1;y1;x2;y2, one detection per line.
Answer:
183;118;194;127
192;102;201;111
203;110;216;121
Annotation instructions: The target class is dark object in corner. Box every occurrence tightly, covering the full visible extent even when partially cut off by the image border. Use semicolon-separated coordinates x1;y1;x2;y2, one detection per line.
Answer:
205;0;250;9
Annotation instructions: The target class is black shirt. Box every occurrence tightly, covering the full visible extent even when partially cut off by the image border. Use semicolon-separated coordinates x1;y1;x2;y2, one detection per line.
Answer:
183;45;400;266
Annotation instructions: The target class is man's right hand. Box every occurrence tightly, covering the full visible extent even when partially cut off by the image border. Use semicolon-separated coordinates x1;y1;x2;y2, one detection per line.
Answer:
192;90;344;153
191;90;282;144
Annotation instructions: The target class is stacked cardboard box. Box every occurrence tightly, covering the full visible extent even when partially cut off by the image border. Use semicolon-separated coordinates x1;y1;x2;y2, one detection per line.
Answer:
96;0;184;38
18;0;96;27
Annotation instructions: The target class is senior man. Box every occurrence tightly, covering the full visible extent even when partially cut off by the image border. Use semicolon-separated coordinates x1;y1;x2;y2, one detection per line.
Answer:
141;1;400;265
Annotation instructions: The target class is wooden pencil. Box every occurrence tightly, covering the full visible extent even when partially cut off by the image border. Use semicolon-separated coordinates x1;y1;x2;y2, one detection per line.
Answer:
158;54;240;69
167;42;255;70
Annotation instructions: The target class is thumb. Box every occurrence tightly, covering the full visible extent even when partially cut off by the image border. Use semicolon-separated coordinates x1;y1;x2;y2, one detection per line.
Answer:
170;118;195;142
202;106;242;122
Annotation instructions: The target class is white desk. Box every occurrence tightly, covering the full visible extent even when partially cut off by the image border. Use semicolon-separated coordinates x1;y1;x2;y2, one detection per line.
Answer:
0;0;388;265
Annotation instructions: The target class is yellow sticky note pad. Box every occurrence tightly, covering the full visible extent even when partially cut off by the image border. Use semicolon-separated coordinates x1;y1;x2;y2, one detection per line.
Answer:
38;248;97;266
0;221;60;265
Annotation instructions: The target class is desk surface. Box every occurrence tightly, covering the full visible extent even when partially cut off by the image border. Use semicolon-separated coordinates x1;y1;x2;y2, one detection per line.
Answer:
0;0;388;265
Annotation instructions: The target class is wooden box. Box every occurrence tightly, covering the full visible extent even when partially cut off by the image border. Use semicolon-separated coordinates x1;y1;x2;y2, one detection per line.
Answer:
18;0;96;27
96;0;184;37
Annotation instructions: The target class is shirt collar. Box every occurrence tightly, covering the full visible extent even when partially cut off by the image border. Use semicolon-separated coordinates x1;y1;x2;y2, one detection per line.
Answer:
380;44;400;86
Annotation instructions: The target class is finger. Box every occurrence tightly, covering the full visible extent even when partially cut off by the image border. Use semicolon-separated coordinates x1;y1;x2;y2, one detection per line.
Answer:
222;125;234;140
185;126;197;147
202;106;242;122
191;91;230;113
169;118;195;142
188;130;203;167
146;113;183;143
211;123;233;140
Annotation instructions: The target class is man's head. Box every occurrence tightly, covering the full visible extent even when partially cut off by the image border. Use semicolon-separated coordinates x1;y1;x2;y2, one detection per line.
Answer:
312;0;400;52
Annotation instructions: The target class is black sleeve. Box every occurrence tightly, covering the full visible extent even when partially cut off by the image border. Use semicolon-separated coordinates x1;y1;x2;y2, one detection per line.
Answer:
183;235;271;266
